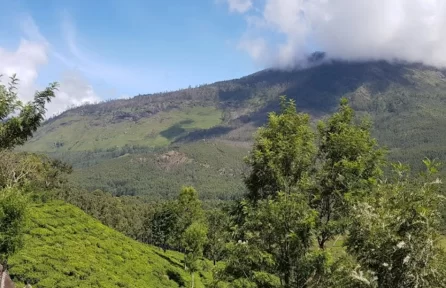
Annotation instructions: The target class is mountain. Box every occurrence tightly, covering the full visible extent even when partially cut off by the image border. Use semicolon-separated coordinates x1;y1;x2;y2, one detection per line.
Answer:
22;60;446;199
9;201;212;288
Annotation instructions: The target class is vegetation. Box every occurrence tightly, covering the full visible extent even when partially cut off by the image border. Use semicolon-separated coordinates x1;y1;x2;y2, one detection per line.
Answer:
8;201;211;288
346;161;446;287
23;106;222;152
2;63;446;288
64;141;248;201
0;76;55;269
0;187;27;266
0;76;213;287
216;97;446;287
0;74;57;150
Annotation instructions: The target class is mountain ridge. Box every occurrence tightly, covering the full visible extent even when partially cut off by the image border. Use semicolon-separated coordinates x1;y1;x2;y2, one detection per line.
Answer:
22;60;446;199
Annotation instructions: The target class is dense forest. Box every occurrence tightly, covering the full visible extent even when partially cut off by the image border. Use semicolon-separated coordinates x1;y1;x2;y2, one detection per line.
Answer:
2;74;446;287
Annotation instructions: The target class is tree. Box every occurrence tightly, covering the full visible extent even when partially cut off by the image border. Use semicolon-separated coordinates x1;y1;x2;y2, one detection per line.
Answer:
151;203;177;252
226;96;388;287
0;75;56;268
183;222;207;288
312;97;385;249
0;74;57;149
0;187;27;266
171;186;204;250
0;151;72;191
205;209;229;266
222;238;281;288
345;160;446;288
244;96;316;201
223;192;323;288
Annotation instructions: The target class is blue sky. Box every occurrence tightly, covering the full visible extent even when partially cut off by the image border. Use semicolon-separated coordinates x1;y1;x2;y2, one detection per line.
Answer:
0;0;262;113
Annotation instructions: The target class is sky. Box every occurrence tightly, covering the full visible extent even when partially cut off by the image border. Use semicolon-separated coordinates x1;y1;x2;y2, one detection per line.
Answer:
1;0;446;115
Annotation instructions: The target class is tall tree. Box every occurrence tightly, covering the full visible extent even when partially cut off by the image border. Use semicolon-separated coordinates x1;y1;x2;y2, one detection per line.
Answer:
171;186;204;250
244;96;316;201
205;209;229;266
183;222;207;288
226;96;387;287
313;98;385;249
223;192;320;287
0;74;57;149
151;203;177;252
0;75;56;267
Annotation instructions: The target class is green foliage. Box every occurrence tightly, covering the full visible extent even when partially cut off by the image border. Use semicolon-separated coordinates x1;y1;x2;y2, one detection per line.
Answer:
205;209;230;265
313;97;385;248
224;97;446;287
0;151;72;192
243;96;385;248
177;186;203;224
150;202;177;251
172;186;204;249
224;192;319;287
55;187;155;242
183;222;208;288
345;162;446;287
0;187;27;265
244;97;316;201
9;201;212;288
0;75;56;149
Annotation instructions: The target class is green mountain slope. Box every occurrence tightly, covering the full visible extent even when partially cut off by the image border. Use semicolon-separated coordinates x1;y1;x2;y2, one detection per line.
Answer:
22;60;446;198
9;201;212;288
66;141;249;200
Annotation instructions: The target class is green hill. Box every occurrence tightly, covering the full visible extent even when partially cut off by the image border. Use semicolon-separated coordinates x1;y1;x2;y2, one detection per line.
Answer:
9;201;212;288
22;60;446;199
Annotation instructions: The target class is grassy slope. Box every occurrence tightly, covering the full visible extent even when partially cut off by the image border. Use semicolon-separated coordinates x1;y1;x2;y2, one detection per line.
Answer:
9;201;212;288
24;106;222;152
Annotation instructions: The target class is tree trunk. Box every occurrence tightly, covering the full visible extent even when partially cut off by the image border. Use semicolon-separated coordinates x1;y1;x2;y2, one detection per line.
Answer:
191;272;195;288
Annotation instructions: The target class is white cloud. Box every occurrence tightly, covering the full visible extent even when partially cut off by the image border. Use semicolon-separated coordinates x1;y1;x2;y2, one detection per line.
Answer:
228;0;446;68
237;37;269;62
226;0;253;13
0;39;48;102
53;70;100;114
0;15;101;117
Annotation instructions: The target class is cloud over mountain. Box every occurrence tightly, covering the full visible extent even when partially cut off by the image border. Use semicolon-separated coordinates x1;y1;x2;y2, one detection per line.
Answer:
230;0;446;68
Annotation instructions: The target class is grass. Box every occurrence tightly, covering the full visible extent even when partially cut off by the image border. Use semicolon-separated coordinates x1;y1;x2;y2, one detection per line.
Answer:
23;106;223;152
9;201;212;288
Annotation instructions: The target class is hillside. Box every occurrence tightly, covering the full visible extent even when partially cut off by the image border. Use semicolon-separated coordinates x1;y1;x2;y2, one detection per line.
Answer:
22;60;446;198
9;201;212;288
64;141;249;200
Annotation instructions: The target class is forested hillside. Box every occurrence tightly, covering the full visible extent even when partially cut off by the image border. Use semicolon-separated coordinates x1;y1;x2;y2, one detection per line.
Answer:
52;141;249;201
21;61;446;199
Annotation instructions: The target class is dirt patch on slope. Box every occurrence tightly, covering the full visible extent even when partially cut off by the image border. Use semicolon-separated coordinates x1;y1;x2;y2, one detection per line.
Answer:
156;150;192;170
